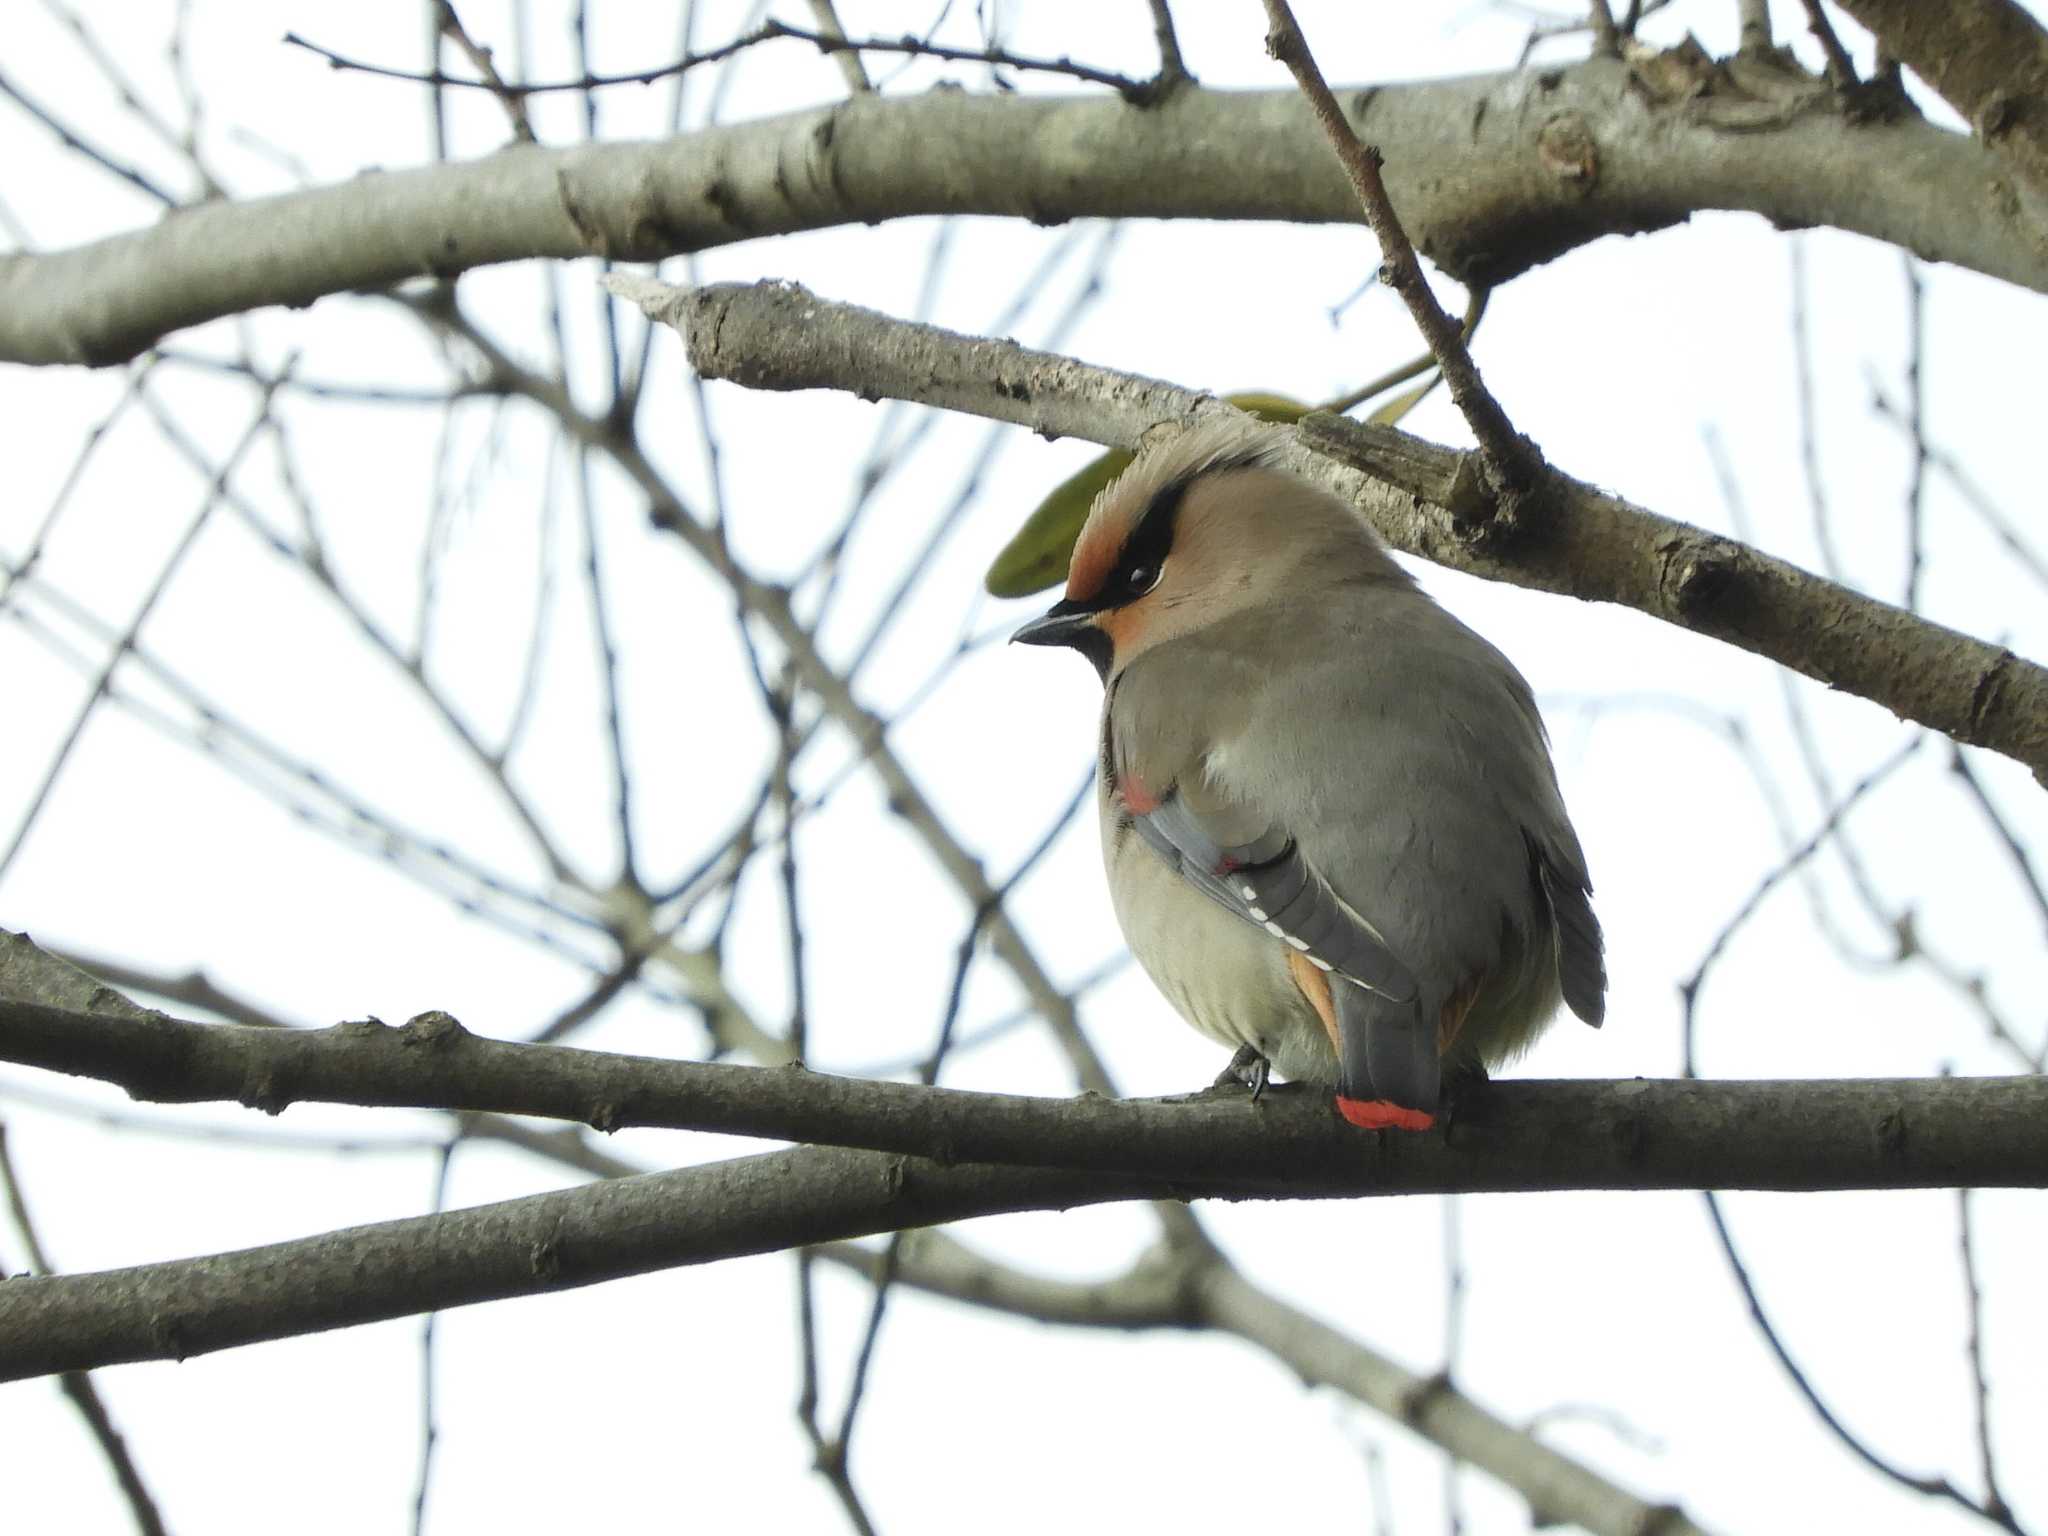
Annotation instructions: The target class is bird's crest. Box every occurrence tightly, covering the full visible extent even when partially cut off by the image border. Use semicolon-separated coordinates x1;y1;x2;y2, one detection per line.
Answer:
1065;414;1289;606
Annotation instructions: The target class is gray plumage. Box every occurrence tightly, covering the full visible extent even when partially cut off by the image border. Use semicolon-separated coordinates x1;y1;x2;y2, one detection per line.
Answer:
1015;415;1605;1121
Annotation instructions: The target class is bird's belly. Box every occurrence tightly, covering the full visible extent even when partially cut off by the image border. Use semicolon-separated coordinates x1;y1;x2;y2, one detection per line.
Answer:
1105;820;1338;1083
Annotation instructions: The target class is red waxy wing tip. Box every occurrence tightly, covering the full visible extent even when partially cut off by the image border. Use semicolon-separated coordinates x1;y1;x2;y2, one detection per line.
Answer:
1335;1095;1435;1133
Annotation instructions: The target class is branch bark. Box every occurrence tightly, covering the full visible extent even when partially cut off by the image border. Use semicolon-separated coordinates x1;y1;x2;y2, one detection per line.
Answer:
1262;0;1544;507
3;994;2045;1191
1833;0;2048;194
0;936;1705;1536
6;1042;2046;1383
4;52;2043;365
652;278;2048;787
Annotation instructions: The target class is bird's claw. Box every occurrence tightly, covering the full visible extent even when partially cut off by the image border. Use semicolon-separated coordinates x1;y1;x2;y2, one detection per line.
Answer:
1214;1045;1271;1101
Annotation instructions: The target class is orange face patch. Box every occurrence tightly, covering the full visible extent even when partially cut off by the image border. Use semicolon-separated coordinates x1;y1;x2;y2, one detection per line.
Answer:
1095;604;1142;664
1065;522;1121;608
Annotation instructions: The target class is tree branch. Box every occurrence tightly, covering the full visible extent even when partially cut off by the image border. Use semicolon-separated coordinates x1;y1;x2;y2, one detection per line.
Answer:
5;52;2044;365
1262;0;1543;508
3;991;2044;1191
1831;0;2048;196
648;278;2048;787
816;1234;1712;1536
5;1042;2046;1383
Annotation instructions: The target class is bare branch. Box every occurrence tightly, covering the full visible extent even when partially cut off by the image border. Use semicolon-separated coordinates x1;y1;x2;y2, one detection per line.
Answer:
653;278;2048;787
283;18;1151;101
1948;745;2048;943
1262;0;1542;511
7;54;2046;366
1145;0;1192;88
803;0;872;94
431;1;536;142
1956;1189;2016;1524
815;1232;1714;1536
3;989;2046;1193
1701;1188;2023;1532
1799;0;1861;86
1901;255;1929;610
1832;0;2048;193
5;1054;2047;1385
0;1126;171;1536
0;63;181;206
0;379;279;883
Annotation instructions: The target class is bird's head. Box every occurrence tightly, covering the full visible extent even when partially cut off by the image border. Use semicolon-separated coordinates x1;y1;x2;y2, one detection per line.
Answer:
1011;414;1388;681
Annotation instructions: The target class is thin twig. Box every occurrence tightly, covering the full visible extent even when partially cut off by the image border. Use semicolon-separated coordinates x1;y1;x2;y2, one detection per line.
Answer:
0;65;180;205
283;19;1153;102
804;0;873;93
574;447;639;885
1789;239;1846;580
1799;0;1859;86
1698;1191;2019;1532
1680;736;1923;1058
1260;0;1543;510
433;1;536;141
1145;0;1193;87
5;579;611;965
1680;736;2029;1535
0;359;155;612
1948;745;2048;943
36;0;223;195
1319;284;1488;417
1955;1188;2013;1526
1901;255;1928;611
0;380;279;884
815;1230;1715;1536
410;1139;459;1536
0;1125;172;1536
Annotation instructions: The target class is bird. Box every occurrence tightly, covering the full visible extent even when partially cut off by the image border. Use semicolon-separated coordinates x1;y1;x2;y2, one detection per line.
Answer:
1011;414;1605;1130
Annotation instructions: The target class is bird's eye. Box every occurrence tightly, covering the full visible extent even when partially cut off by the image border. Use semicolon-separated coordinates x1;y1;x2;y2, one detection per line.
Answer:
1125;562;1162;595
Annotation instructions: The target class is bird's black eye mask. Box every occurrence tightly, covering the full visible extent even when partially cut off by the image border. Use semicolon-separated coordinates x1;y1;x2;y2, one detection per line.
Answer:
1053;473;1190;619
1014;448;1266;680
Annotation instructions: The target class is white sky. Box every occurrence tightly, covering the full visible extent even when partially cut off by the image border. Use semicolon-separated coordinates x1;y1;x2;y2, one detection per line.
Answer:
2;3;2044;1532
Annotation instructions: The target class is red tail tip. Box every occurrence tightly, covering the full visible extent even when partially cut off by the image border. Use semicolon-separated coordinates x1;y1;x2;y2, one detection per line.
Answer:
1336;1096;1435;1132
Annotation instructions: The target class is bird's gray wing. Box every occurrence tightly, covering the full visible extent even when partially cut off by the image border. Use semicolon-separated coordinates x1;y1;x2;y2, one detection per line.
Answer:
1130;787;1436;1110
1131;787;1417;1006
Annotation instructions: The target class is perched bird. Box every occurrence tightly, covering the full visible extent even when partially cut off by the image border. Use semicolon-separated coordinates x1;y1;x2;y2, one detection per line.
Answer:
1012;415;1604;1130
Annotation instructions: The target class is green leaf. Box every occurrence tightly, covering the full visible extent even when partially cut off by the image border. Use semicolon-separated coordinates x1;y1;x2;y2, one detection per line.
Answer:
984;392;1311;598
1366;373;1441;427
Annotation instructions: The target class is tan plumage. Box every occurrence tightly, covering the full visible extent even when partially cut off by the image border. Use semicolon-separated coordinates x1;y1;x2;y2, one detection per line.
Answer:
1013;415;1604;1128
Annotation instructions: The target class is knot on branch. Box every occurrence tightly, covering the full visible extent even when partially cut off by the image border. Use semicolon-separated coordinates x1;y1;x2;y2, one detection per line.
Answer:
1536;112;1600;192
400;1010;469;1050
1657;534;1751;627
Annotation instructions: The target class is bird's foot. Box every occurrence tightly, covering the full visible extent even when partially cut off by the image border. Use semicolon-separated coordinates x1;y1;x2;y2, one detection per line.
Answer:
1214;1045;1271;1101
1335;1095;1436;1133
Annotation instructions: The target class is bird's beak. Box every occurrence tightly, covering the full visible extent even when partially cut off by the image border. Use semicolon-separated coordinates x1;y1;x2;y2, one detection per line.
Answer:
1010;608;1097;649
1012;601;1112;680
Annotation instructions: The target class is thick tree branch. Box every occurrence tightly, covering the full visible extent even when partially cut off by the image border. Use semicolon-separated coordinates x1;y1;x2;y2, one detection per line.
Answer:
3;993;2045;1191
652;279;2048;786
6;1045;2047;1383
1;940;1698;1536
0;1139;1128;1382
4;54;2044;366
1832;0;2048;195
